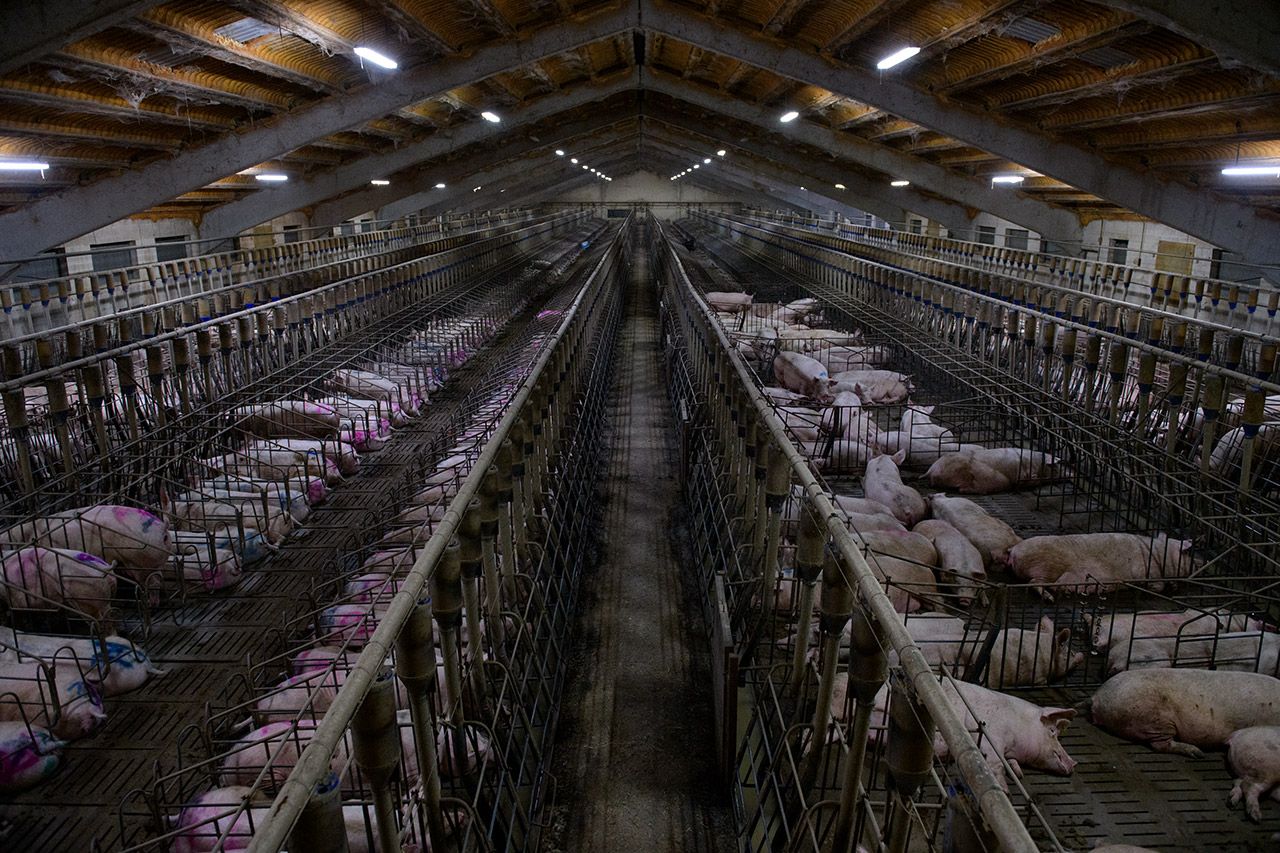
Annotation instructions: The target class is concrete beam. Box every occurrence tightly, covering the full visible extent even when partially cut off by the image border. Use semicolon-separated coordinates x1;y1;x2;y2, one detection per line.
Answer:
642;74;1083;244
0;1;163;75
0;4;640;259
643;0;1280;267
1100;0;1280;79
642;114;957;229
307;92;642;226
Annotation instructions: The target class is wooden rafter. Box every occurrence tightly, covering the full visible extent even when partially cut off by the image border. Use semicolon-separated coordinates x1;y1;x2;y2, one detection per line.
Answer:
367;0;456;57
466;0;517;38
763;0;810;37
823;0;916;54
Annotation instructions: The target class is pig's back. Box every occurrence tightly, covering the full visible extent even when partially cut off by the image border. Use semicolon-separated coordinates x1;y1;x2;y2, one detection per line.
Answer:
1095;670;1280;746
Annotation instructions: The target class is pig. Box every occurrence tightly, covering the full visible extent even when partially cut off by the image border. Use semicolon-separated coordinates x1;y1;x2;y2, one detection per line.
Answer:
1087;607;1259;652
234;400;340;439
4;505;170;580
888;614;973;671
316;395;410;429
1007;533;1200;596
830;493;897;519
913;519;985;604
251;438;359;477
170;786;270;853
773;352;833;402
820;390;881;445
842;512;905;534
763;386;806;405
170;536;243;592
926;446;1059;493
705;291;752;313
219;721;345;787
1211;423;1280;480
317;604;385;646
1107;629;1280;676
0;721;63;793
862;450;927;526
868;554;937;612
0;628;163;696
804;439;876;471
777;406;822;442
1090;669;1280;756
168;496;294;545
333;369;422;417
0;547;116;621
250;668;346;724
201;473;327;507
856;528;937;566
884;406;961;466
207;448;341;485
820;345;892;373
188;483;310;525
984;617;1083;688
929;495;1021;569
935;678;1077;790
0;661;106;740
1227;726;1280;821
830;370;913;405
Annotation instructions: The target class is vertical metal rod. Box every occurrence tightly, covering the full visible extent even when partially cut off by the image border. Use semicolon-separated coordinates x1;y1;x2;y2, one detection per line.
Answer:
350;669;402;853
832;609;889;853
789;498;825;698
458;499;488;709
393;598;448;853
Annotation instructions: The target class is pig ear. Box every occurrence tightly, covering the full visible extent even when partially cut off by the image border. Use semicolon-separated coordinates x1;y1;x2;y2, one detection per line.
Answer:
1041;708;1076;729
890;448;906;465
1180;539;1195;552
1055;627;1072;647
1038;614;1053;632
922;405;934;415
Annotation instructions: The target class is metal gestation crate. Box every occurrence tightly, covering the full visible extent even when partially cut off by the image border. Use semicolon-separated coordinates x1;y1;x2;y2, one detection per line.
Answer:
0;219;614;851
666;214;1280;852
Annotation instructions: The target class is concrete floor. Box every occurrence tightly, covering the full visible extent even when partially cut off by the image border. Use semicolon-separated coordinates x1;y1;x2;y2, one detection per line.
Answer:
541;238;734;852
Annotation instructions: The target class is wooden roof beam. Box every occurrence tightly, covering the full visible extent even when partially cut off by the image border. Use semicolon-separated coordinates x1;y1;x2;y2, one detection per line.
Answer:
824;0;916;55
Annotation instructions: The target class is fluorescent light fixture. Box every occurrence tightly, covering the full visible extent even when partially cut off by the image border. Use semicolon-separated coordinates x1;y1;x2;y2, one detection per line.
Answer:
890;179;910;187
716;149;726;157
354;46;398;70
876;46;920;70
570;157;578;164
480;111;501;123
800;186;807;191
555;149;565;156
693;164;700;169
370;179;390;186
779;110;800;123
472;185;482;192
703;157;712;164
435;182;446;188
991;174;1025;184
583;165;589;170
1222;165;1280;176
255;173;288;182
0;161;49;171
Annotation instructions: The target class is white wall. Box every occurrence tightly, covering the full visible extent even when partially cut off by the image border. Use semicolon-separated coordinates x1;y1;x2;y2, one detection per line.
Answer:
551;171;738;217
60;217;197;274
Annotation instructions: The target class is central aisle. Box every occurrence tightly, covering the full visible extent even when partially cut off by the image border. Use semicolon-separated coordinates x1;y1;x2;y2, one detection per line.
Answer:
543;224;733;852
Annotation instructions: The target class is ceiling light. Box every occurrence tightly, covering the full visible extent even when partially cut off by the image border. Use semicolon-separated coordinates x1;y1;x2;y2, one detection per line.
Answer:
800;186;807;191
370;179;390;186
354;46;398;70
703;157;711;164
570;157;579;164
1222;165;1280;176
717;149;726;157
834;183;846;190
555;149;565;156
472;185;482;192
255;173;288;182
779;110;800;123
693;164;700;169
480;111;501;123
876;46;920;70
583;165;590;170
890;179;910;187
435;182;446;189
991;174;1025;184
0;161;50;171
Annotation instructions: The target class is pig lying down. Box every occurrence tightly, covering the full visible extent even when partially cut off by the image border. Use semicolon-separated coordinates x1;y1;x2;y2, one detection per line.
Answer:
1007;532;1199;597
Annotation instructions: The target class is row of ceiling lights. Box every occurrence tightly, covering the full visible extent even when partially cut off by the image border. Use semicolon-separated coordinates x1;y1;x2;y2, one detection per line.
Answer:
672;149;727;180
555;149;612;180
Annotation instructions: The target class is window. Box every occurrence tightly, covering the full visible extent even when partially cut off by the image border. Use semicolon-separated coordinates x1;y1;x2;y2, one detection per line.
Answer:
909;218;923;234
12;249;67;283
1209;248;1225;280
1109;238;1129;266
282;225;301;244
155;235;189;263
89;240;137;272
977;226;996;245
340;221;356;236
1005;228;1029;251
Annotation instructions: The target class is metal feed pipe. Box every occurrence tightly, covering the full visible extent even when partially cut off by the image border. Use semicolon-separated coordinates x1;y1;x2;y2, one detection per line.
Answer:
240;216;630;852
658;223;1039;853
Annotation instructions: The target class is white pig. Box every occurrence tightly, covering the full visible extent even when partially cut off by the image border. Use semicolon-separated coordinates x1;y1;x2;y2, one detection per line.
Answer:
1107;629;1280;676
935;678;1077;790
777;406;822;441
913;519;985;604
250;438;359;477
1228;726;1280;822
705;291;752;313
0;660;106;740
234;400;340;439
929;495;1021;569
862;450;927;526
4;505;170;580
830;370;913;405
0;721;63;793
1007;533;1200;595
773;352;834;402
0;547;116;621
1089;669;1280;756
984;617;1084;688
0;628;163;696
926;446;1059;493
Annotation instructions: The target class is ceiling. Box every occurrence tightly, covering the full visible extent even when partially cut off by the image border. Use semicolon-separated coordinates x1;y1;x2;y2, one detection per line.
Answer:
1;0;1278;264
